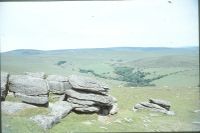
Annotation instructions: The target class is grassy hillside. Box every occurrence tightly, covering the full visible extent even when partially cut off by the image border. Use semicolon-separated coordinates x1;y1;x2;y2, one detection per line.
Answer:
1;47;199;132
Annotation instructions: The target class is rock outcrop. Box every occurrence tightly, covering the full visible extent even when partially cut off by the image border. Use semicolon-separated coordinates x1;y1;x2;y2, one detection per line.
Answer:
46;75;71;94
9;74;49;105
64;75;118;115
133;98;175;115
1;72;118;129
1;72;9;100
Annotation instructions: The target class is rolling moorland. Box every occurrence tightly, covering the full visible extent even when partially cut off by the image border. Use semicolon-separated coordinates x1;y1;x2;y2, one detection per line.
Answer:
1;47;200;132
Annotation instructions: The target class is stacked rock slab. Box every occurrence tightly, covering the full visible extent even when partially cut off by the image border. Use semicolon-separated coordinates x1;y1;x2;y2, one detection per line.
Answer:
9;73;48;105
65;75;118;115
1;72;9;100
133;98;175;115
46;75;71;94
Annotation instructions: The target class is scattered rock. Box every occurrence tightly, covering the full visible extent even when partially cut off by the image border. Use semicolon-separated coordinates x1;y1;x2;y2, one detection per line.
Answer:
99;126;108;130
1;101;37;114
149;98;171;110
68;75;109;95
193;109;200;113
30;114;60;129
114;119;122;124
98;115;110;123
1;72;9;100
82;121;93;125
133;98;175;115
124;117;133;123
192;121;200;124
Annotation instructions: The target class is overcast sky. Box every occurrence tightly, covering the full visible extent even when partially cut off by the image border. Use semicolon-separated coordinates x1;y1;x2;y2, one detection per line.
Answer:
0;0;199;52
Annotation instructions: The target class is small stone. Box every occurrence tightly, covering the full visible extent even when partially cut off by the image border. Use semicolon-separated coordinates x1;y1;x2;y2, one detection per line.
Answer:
99;126;108;130
82;121;93;125
114;119;122;124
193;109;200;113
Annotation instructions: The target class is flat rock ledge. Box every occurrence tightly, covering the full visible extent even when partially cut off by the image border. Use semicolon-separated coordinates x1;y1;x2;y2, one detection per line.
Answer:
2;101;38;114
133;98;175;115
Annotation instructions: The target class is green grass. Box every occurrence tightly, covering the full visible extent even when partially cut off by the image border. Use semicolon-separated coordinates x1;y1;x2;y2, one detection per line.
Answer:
1;47;199;132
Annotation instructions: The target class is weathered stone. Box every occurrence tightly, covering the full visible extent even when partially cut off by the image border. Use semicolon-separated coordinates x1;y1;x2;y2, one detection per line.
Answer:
133;101;175;115
47;81;71;94
1;101;37;114
1;72;9;100
65;89;114;106
9;75;48;95
30;114;60;129
74;106;100;113
67;97;95;106
149;98;171;110
140;102;167;111
134;103;147;110
47;75;71;94
59;94;66;101
49;101;73;119
68;75;109;95
24;72;45;79
46;75;68;82
109;103;119;115
15;93;48;105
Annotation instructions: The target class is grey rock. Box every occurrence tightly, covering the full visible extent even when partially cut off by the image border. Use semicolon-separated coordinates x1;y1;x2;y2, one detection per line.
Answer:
2;101;37;114
1;72;9;100
149;98;171;110
68;75;109;95
134;103;147;110
109;103;119;115
15;93;48;105
65;89;114;106
49;101;73;119
74;106;100;113
46;75;68;82
47;81;71;94
30;114;60;129
140;102;167;111
24;72;45;79
67;97;95;106
59;94;66;101
165;110;175;115
9;75;48;95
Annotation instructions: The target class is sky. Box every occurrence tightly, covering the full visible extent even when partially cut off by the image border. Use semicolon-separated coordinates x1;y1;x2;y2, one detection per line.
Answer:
0;0;199;52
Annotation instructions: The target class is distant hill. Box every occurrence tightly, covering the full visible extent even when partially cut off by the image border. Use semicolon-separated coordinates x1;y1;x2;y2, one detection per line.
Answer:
126;55;199;68
2;46;198;56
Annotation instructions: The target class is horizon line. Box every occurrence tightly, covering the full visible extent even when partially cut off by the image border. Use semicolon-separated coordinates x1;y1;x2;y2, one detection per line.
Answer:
1;45;199;53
